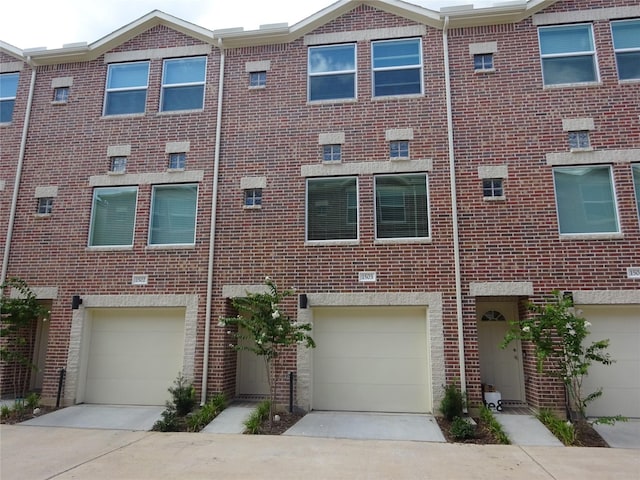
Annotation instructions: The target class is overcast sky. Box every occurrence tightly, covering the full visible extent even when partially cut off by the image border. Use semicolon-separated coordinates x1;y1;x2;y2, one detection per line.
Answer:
3;0;496;50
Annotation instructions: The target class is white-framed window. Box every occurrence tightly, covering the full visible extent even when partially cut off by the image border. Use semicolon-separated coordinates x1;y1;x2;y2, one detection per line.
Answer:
110;156;127;173
249;71;267;88
306;177;358;241
474;53;494;71
89;186;138;247
483;178;504;198
37;197;54;215
308;44;356;102
244;188;262;207
168;152;186;170
149;184;198;245
0;72;19;123
568;131;590;150
53;87;69;103
390;140;409;159
372;38;423;97
322;144;342;163
611;19;640;81
160;57;206;112
538;24;598;86
374;174;429;239
104;62;149;115
633;164;640;221
553;166;619;235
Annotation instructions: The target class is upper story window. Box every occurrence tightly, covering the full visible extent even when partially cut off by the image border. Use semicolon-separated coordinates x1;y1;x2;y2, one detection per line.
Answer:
244;188;263;208
0;72;19;123
161;57;206;112
89;186;138;247
168;152;186;170
308;44;356;102
539;24;598;86
53;87;69;103
553;166;619;235
110;156;127;173
633;165;640;221
104;62;149;116
483;178;504;198
37;197;54;215
322;144;342;163
611;19;640;81
390;140;409;160
568;130;590;150
249;71;267;88
306;177;358;241
474;53;494;71
149;184;198;246
374;174;429;240
372;38;422;97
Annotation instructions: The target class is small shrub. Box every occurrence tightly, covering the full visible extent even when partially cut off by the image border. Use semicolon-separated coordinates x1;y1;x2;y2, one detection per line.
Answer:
450;416;474;440
25;392;40;410
186;393;227;432
440;383;465;421
169;375;196;416
244;400;271;434
153;408;180;432
1;405;11;420
479;406;510;444
537;408;575;445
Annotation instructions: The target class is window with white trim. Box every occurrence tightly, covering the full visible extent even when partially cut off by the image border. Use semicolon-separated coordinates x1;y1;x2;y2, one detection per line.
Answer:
474;53;494;71
249;71;266;88
89;186;138;246
322;144;342;163
104;62;149;115
37;198;54;215
633;164;640;221
306;177;358;241
0;72;19;123
568;131;590;150
390;140;409;159
244;188;262;207
483;178;504;198
553;166;619;234
372;38;422;97
375;174;429;239
110;156;127;173
53;87;69;103
308;44;356;102
538;24;598;86
611;19;640;81
168;153;186;170
149;184;198;245
161;57;206;112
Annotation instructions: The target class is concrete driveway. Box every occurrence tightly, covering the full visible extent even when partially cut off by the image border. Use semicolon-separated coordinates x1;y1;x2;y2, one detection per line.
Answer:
20;404;164;431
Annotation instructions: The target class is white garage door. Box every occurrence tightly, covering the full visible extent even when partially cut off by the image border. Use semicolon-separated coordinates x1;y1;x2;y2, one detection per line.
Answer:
313;306;430;413
581;305;640;418
84;308;185;405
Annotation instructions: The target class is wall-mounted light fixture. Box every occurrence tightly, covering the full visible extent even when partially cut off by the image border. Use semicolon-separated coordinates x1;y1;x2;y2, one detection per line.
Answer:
71;295;83;310
299;294;308;309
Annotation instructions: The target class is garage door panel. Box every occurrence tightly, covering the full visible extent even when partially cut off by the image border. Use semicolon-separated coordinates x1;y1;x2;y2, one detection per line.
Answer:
581;305;640;418
313;307;430;413
85;308;185;405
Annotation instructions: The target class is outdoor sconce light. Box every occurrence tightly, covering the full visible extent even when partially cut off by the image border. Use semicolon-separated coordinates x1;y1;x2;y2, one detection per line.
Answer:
299;294;308;309
71;295;83;310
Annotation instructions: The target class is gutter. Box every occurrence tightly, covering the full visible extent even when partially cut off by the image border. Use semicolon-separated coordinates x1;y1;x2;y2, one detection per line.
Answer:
442;16;467;401
1;60;37;286
201;38;225;405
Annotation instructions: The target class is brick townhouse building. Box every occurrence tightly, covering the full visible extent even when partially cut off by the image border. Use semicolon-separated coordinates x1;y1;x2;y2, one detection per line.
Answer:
1;0;638;419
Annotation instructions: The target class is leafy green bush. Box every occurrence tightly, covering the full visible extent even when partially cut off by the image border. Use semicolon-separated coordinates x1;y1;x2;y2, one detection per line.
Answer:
26;392;40;410
186;393;227;432
244;400;271;434
440;383;465;421
153;408;180;432
479;406;510;444
450;416;474;440
537;408;575;445
169;375;196;416
1;405;11;420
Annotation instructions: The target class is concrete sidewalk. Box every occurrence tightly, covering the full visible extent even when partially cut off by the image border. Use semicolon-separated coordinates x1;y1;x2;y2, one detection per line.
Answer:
2;425;638;480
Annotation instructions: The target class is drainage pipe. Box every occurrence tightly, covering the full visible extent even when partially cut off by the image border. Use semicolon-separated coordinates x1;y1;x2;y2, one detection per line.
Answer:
201;38;225;405
442;16;467;400
1;61;37;285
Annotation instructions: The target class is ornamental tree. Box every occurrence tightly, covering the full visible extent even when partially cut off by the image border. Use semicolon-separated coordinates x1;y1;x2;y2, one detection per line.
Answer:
502;291;619;422
1;278;50;399
219;277;315;427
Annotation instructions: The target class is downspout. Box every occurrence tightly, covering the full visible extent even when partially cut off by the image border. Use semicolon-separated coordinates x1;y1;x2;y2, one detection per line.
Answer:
442;17;467;400
1;59;37;285
201;38;225;405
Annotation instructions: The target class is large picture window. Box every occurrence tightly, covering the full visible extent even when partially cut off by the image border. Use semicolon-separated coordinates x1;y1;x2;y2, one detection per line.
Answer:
306;177;358;241
372;38;423;97
0;72;19;123
375;174;429;239
89;187;138;246
553;166;619;234
161;57;206;112
149;184;198;245
539;24;598;86
308;44;356;102
104;62;149;115
611;19;640;81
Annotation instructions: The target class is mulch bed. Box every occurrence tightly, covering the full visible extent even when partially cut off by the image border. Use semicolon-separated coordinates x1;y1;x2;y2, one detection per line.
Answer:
1;405;58;425
572;420;609;447
436;416;502;444
255;411;305;435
